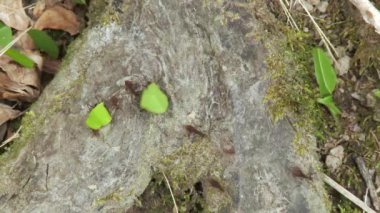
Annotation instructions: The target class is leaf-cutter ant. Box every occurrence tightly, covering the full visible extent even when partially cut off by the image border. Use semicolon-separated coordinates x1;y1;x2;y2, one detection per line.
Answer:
184;125;205;137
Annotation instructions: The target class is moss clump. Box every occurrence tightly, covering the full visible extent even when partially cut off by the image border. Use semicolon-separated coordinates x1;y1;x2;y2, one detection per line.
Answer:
128;138;231;212
158;138;222;189
264;28;331;157
95;190;123;206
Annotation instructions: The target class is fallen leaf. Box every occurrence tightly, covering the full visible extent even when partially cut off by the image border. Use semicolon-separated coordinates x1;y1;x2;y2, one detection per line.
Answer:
32;1;46;18
34;5;80;35
0;72;40;102
0;0;31;30
0;57;41;88
23;50;44;70
16;32;35;50
0;103;20;126
0;56;41;102
0;122;7;141
42;58;61;74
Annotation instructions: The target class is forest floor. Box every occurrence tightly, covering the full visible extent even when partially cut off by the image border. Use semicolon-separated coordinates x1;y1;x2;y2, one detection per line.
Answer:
266;0;380;212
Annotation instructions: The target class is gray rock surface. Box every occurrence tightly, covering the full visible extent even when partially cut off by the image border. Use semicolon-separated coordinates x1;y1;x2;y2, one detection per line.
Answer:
0;0;328;212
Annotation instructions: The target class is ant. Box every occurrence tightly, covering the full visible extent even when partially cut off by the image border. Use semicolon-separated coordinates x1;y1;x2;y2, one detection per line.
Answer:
184;125;205;137
290;166;312;180
124;80;139;96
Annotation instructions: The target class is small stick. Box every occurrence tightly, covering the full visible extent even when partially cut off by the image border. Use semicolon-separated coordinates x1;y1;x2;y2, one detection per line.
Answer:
355;156;380;210
162;172;179;213
322;173;377;213
0;27;32;57
0;126;22;148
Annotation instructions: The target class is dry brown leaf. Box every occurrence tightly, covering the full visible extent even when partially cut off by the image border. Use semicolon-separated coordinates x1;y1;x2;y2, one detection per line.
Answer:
0;72;40;102
0;122;7;141
0;60;40;89
0;103;20;126
34;5;79;35
32;1;46;18
0;0;31;30
0;56;41;102
43;58;61;74
15;32;35;51
23;50;44;70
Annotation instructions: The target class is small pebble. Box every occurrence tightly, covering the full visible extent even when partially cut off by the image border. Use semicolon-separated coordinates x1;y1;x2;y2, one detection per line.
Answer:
317;1;329;13
326;145;344;172
336;55;351;76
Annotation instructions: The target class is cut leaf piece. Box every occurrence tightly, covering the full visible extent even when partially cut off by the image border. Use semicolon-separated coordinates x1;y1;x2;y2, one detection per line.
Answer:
312;48;337;97
28;29;59;59
140;83;169;114
318;95;341;119
86;102;112;130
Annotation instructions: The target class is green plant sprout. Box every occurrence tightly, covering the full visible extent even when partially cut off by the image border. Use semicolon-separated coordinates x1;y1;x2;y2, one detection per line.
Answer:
140;83;169;114
317;95;341;119
86;102;112;130
312;47;341;119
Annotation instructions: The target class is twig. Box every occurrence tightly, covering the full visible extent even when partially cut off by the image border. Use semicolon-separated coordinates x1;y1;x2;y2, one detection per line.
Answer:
278;0;300;31
162;171;179;213
355;156;380;210
322;173;377;213
349;0;380;34
0;126;22;148
0;26;32;57
296;0;338;63
364;187;370;212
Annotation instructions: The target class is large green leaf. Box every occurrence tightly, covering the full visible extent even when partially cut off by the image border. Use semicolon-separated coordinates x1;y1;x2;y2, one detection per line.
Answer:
317;95;341;119
86;102;112;130
140;83;169;114
0;24;34;68
312;48;337;97
28;29;59;59
5;49;34;68
0;23;12;47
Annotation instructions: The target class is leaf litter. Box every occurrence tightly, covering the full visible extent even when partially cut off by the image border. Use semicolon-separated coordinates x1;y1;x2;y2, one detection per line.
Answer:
0;0;86;147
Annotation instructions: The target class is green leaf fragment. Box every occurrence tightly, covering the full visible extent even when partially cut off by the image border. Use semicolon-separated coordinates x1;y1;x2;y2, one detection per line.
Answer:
318;95;341;119
312;48;337;97
86;102;112;130
28;29;59;59
140;83;169;114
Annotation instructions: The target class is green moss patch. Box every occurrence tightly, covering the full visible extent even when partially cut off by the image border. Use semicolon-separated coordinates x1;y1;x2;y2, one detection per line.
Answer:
127;139;231;212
